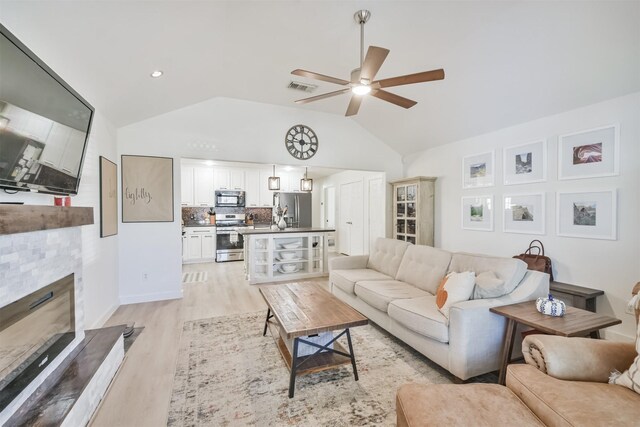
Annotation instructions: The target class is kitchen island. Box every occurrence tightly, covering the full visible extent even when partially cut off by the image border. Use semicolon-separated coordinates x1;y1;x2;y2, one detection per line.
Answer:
240;228;335;284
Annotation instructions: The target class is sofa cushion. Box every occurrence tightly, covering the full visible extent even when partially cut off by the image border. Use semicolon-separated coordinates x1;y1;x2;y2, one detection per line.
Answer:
449;253;527;298
611;320;640;395
395;245;452;294
331;269;393;295
397;383;544;427
354;280;429;312
436;271;476;319
473;270;506;299
388;295;449;343
507;364;640;427
367;238;411;278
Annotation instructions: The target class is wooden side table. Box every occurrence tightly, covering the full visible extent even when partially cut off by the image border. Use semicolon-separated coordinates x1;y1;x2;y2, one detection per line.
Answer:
550;281;604;313
490;301;621;385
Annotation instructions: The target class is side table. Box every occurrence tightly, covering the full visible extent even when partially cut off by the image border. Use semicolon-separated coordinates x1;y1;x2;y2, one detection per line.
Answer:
490;301;621;385
549;281;604;312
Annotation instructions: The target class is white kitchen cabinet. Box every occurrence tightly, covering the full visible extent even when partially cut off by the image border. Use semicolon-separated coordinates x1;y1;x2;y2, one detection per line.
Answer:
214;167;245;190
258;168;275;207
181;166;195;206
194;167;215;206
214;168;230;190
182;235;187;257
183;227;216;263
245;169;260;207
39;123;69;169
230;169;245;190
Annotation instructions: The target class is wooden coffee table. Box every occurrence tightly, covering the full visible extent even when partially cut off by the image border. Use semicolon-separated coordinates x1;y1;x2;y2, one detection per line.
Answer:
259;283;368;398
490;301;621;385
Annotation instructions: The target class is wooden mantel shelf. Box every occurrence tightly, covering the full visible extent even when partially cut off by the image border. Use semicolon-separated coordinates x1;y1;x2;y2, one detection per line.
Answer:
0;205;94;235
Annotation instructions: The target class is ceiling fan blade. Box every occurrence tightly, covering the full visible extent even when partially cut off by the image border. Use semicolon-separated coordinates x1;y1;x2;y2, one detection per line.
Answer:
371;89;417;109
345;95;363;117
374;69;445;88
359;46;390;83
291;69;351;86
294;88;351;104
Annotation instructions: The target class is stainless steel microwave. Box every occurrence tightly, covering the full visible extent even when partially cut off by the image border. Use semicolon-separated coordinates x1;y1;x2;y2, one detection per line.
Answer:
215;190;245;207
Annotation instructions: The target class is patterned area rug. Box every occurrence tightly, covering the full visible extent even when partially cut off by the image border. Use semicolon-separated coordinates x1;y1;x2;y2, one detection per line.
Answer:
182;272;208;284
167;312;468;426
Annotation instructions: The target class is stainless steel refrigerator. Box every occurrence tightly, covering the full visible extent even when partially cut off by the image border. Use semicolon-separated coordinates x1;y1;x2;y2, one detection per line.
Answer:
273;192;312;228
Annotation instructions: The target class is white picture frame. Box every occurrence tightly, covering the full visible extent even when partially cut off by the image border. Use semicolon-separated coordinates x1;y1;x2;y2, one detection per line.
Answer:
503;139;547;185
558;124;619;180
462;195;494;231
503;193;545;235
462;151;495;188
556;190;617;240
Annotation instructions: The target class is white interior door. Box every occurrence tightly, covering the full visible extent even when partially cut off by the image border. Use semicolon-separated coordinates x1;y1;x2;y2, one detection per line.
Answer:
324;186;336;228
368;178;384;253
338;183;351;255
349;182;364;255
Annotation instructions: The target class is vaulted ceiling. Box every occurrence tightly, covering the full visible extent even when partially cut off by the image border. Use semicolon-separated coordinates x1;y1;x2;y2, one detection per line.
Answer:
1;1;638;156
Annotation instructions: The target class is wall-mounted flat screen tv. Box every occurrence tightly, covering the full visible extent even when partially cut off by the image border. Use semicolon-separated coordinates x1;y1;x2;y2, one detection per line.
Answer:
0;23;94;196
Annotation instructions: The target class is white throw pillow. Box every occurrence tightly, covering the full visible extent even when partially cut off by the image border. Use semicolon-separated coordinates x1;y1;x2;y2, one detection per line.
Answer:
610;319;640;394
436;271;476;319
473;271;507;299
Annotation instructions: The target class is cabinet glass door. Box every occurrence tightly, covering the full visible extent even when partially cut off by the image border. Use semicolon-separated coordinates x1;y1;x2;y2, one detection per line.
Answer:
407;219;416;235
396;220;406;234
396;186;406;202
407;185;417;201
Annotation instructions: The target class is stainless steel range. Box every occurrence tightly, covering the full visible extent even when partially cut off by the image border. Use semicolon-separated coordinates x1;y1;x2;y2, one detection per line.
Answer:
215;213;251;262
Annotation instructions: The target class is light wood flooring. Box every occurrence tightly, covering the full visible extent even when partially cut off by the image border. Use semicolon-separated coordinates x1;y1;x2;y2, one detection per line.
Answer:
89;260;329;427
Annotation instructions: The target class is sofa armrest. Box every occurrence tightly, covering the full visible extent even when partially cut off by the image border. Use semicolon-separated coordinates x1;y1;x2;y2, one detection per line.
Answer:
522;334;636;382
329;255;369;271
446;271;549;380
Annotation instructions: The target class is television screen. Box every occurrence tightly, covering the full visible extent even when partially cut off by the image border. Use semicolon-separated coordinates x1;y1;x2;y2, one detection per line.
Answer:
0;23;94;195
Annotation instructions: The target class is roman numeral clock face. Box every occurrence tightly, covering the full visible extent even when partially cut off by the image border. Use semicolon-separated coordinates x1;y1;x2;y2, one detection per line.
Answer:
285;125;318;160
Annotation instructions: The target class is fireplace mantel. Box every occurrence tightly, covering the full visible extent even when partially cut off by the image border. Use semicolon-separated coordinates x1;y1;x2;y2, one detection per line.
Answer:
0;206;94;235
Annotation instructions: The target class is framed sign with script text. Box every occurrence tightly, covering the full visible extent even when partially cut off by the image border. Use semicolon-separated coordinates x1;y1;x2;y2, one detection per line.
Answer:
121;155;174;223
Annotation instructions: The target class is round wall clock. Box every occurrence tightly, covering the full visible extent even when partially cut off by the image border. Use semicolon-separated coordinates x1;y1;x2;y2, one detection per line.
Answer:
285;124;318;160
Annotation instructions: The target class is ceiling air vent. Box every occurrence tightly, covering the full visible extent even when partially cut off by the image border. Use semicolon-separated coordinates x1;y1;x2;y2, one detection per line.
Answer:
287;81;318;93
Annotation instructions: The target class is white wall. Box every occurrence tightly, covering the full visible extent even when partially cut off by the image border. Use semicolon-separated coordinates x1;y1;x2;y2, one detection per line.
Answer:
405;92;640;340
0;111;120;328
315;170;389;255
117;97;403;303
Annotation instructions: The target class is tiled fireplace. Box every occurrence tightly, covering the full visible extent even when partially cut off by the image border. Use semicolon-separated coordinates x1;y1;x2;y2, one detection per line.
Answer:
0;226;86;423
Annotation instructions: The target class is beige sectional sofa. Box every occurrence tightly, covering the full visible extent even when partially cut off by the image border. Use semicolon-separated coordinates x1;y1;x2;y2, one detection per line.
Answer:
329;238;549;380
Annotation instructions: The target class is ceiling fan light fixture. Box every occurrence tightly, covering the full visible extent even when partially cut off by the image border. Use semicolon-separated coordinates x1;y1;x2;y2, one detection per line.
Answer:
352;85;371;95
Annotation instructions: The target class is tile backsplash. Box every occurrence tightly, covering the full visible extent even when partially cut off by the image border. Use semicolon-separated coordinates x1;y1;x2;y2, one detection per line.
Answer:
181;207;272;225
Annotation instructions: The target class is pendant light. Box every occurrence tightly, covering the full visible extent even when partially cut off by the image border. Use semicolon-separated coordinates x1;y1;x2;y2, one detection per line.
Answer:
268;165;280;190
300;167;313;192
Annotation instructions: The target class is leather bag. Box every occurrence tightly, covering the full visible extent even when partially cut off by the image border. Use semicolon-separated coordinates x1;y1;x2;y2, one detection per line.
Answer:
514;240;554;281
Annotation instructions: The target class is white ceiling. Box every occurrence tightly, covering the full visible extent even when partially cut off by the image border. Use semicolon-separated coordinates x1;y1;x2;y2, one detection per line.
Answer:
1;1;638;156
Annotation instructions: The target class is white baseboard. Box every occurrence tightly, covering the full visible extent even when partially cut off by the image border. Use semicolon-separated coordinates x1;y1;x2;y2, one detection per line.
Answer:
119;289;183;305
90;303;119;329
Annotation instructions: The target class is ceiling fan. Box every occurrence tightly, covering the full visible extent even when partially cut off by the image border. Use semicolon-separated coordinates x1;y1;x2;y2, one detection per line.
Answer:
291;10;445;117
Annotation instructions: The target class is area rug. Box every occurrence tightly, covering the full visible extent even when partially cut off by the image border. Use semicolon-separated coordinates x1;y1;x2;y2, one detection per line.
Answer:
181;272;208;284
167;312;462;426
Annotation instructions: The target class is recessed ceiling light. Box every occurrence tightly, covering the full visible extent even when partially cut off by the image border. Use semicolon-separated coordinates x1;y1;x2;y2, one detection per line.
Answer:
150;70;163;78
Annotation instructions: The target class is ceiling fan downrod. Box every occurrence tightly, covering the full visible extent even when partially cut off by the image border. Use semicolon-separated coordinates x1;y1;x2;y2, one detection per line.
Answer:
354;10;371;72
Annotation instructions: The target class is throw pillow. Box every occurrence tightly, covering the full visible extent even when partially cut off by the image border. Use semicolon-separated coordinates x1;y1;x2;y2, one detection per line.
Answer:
473;271;506;299
436;271;476;319
610;319;640;394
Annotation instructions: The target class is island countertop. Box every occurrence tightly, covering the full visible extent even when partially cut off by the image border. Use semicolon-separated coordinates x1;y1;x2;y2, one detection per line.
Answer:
240;227;335;235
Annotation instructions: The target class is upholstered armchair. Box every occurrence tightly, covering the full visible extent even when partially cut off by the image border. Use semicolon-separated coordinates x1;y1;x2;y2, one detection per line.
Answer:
505;284;640;426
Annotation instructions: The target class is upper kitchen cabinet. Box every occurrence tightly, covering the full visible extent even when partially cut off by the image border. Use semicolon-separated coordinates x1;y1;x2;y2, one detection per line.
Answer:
214;167;245;191
181;166;195;206
258;168;275;207
194;167;215;206
245;169;260;207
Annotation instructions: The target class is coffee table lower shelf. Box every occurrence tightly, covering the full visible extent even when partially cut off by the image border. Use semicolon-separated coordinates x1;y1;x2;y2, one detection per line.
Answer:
265;319;358;398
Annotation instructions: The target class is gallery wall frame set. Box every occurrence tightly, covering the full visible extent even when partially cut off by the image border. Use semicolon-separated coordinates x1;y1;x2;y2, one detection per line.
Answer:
503;193;545;235
556;190;617;240
558;124;619;180
503;140;547;185
461;195;494;231
99;156;118;237
121;155;174;223
462;151;495;189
